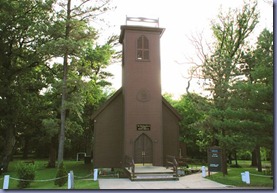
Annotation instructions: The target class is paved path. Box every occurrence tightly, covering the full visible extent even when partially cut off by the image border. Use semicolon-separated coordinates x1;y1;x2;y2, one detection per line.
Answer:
98;172;233;189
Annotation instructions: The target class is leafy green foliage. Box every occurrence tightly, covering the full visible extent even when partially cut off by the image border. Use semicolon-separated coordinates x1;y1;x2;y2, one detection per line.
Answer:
188;1;268;175
54;162;68;187
16;162;36;189
51;0;115;164
165;93;212;158
227;29;273;171
0;0;115;172
0;0;56;172
175;94;210;144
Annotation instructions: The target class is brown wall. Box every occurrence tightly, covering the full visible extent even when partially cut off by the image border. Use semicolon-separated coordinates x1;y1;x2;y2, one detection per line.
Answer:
93;92;124;168
92;26;181;169
162;102;180;165
120;26;165;166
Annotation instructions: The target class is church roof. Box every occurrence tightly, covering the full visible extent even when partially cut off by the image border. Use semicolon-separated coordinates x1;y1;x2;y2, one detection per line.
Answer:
91;88;123;120
162;96;182;120
91;88;182;121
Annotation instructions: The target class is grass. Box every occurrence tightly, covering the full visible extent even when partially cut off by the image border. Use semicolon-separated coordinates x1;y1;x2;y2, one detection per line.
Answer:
206;160;274;188
1;159;274;189
0;159;99;189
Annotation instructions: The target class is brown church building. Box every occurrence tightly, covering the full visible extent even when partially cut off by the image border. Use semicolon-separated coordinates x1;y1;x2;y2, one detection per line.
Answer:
92;19;182;169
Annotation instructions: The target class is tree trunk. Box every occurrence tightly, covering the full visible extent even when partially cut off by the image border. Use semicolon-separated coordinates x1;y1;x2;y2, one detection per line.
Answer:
22;135;30;159
228;153;232;165
85;139;92;157
221;147;228;176
85;127;93;157
1;127;16;172
255;145;262;172
220;128;228;176
234;151;238;166
251;149;257;166
47;136;57;168
57;0;71;166
57;71;67;165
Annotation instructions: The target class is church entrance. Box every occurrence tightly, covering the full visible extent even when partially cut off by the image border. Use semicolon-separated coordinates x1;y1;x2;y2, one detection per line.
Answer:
134;134;153;165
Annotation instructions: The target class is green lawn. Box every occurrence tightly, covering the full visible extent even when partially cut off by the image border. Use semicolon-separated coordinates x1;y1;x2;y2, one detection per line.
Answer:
0;160;99;189
1;159;274;189
206;160;273;188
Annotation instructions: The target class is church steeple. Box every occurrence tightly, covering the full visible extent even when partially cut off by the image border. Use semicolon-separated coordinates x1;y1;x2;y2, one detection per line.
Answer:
119;18;165;166
92;18;181;169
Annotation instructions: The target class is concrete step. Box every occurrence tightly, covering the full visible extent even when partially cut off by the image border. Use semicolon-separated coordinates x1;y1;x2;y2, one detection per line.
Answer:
126;166;179;181
131;175;179;181
131;173;179;181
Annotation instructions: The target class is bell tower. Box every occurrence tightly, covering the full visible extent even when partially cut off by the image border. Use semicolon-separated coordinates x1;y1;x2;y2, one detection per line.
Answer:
119;17;165;166
92;17;181;169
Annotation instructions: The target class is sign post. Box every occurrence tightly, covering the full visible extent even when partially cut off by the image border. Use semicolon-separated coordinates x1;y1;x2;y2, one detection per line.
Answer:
207;146;222;175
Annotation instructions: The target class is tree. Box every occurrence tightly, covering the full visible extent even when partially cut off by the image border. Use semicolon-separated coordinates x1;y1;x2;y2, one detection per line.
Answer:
0;0;54;172
228;28;273;171
13;65;53;160
47;0;113;166
189;1;259;175
0;0;115;171
74;42;116;158
174;93;212;159
251;29;273;171
40;40;115;167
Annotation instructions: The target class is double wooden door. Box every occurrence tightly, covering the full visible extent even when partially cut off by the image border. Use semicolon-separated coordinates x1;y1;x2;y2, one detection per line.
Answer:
134;134;152;165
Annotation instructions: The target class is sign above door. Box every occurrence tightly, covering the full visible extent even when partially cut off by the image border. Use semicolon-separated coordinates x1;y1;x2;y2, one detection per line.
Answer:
137;124;151;131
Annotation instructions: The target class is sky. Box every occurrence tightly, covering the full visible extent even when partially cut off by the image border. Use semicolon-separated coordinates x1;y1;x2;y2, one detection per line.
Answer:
99;0;273;99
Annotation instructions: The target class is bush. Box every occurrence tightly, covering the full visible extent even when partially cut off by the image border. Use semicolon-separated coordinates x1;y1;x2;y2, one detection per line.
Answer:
113;168;124;177
237;150;251;160
54;162;67;187
16;162;36;189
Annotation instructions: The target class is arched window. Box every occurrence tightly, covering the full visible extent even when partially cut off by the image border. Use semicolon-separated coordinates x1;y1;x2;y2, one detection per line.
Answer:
137;35;149;61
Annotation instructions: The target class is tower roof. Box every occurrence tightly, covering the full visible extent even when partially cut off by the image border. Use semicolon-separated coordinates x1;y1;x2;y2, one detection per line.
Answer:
119;25;165;44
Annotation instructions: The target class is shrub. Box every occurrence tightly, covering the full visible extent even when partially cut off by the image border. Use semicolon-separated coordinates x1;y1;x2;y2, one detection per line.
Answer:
116;169;128;178
16;162;36;189
237;150;251;160
54;162;67;187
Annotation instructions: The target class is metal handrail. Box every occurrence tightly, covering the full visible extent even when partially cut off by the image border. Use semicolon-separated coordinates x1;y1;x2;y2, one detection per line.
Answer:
125;155;135;179
166;155;179;177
